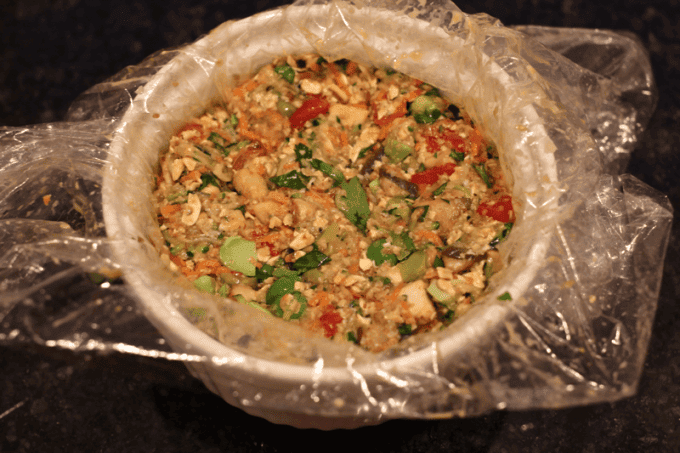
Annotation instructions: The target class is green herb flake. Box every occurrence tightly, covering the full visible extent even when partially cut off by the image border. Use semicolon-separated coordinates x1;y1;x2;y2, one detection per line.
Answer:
197;173;220;191
292;247;331;273
450;150;465;162
398;324;413;335
265;275;299;306
336;176;371;234
294;143;313;162
415;205;430;222
497;292;512;301
270;171;311;190
208;132;228;154
256;263;275;283
357;144;375;160
489;222;513;247
367;238;398;266
310;159;345;186
274;64;295;84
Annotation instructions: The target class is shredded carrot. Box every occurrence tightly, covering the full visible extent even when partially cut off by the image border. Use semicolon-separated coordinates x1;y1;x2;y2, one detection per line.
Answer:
469;128;485;161
194;260;222;273
42;194;51;205
414;230;444;247
237;114;263;143
328;63;345;87
306;190;335;210
180;170;200;184
346;61;358;76
233;79;260;98
328;62;351;98
404;88;424;102
340;130;348;147
386;283;405;306
309;291;331;308
214;266;233;275
169;254;185;269
282;162;300;171
160;204;182;218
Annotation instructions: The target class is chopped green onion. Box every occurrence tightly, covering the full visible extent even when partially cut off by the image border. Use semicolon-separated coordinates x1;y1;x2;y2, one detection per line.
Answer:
472;163;493;188
432;182;447;197
219;236;257;276
426;281;454;303
193;275;215;294
274;64;295;84
450;150;465;162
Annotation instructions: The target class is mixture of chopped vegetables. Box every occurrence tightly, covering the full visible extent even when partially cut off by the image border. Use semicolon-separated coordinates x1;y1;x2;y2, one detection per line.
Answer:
153;54;515;353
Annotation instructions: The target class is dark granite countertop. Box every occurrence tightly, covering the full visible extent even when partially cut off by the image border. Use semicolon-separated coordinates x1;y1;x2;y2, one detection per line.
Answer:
2;1;679;451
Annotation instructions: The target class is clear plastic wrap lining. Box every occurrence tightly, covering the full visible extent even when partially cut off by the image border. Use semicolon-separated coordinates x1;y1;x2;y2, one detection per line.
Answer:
0;0;672;429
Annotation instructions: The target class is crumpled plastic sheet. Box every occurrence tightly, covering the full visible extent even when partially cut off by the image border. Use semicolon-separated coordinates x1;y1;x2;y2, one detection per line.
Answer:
0;0;672;428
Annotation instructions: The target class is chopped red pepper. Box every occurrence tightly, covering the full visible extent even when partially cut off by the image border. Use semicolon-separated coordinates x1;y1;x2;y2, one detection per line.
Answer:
410;163;457;185
262;242;280;257
423;125;466;154
373;101;407;127
319;306;343;338
477;194;514;223
289;96;330;129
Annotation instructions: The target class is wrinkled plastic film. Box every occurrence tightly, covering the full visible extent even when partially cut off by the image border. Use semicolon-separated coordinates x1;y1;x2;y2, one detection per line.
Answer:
0;0;672;427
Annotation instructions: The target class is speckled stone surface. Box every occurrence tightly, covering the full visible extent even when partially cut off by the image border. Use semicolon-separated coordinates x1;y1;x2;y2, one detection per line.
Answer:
2;1;679;451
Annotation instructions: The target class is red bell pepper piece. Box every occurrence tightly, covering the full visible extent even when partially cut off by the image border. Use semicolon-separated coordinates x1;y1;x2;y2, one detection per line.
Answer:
289;96;330;129
477;194;514;223
319;306;343;338
410;163;457;185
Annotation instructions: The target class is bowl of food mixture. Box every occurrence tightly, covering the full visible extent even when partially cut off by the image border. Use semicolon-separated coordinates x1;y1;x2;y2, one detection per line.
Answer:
103;4;557;428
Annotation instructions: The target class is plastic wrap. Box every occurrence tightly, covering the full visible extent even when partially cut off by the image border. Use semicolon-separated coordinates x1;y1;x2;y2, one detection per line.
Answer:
0;0;672;429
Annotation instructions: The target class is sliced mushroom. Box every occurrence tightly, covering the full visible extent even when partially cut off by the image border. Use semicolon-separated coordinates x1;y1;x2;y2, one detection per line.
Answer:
378;167;419;199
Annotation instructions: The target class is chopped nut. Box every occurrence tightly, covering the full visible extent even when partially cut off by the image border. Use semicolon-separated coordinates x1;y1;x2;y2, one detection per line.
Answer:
170;159;184;181
181;193;201;226
300;79;322;94
289;230;315;250
359;258;373;271
182;157;197;171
